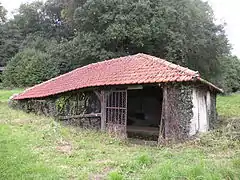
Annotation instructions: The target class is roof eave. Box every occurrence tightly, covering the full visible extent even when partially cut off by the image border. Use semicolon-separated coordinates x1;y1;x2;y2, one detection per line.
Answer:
197;77;224;93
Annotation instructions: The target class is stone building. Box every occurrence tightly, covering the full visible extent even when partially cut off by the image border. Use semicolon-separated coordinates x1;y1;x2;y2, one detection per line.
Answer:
13;54;222;143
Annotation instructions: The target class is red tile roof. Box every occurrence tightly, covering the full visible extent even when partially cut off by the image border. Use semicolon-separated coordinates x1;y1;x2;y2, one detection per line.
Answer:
14;53;221;100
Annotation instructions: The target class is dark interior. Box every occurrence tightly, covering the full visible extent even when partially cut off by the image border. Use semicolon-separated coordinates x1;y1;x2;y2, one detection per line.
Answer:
127;86;163;141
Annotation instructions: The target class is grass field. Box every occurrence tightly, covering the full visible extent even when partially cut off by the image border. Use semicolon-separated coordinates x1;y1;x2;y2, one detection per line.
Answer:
0;88;23;102
0;89;239;179
217;93;240;117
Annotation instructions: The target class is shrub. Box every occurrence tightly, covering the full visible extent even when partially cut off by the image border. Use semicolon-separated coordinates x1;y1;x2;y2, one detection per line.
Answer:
2;48;59;87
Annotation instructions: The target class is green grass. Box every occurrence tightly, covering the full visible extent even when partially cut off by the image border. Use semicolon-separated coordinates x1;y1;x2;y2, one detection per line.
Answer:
217;93;240;117
0;88;24;102
0;89;240;179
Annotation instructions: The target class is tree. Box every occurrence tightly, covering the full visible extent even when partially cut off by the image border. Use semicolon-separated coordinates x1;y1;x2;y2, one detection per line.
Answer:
48;33;111;74
0;2;7;23
44;0;75;40
73;0;230;80
1;0;235;90
0;0;73;66
13;0;73;40
3;48;59;87
217;56;240;93
54;0;87;28
19;34;58;52
0;21;23;66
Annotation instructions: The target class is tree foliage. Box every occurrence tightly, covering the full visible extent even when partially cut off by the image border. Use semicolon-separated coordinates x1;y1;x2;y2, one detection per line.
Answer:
3;48;59;87
0;21;23;66
0;2;7;23
217;56;240;93
13;1;73;40
73;0;230;79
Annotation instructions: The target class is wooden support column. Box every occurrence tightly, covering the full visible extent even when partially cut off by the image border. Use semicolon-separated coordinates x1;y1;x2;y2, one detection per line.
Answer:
94;90;106;131
158;86;167;144
100;90;106;131
163;86;169;138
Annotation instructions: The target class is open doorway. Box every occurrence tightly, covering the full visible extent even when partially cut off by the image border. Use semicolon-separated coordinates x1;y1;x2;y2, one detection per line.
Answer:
127;86;163;141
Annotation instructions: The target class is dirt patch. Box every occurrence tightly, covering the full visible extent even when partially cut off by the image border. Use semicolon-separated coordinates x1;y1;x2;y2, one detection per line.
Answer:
56;140;73;154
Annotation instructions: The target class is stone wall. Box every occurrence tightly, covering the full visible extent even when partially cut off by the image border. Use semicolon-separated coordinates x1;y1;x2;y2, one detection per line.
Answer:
10;90;101;129
163;83;193;141
9;98;56;116
209;92;217;129
62;117;101;130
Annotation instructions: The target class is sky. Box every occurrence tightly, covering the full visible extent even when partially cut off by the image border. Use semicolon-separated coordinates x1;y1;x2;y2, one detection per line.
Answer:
206;0;240;57
1;0;240;57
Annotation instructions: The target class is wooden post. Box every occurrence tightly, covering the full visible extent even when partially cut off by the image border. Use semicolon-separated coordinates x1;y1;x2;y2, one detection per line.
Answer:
158;86;167;144
101;90;106;131
164;87;168;138
94;90;106;131
158;92;165;142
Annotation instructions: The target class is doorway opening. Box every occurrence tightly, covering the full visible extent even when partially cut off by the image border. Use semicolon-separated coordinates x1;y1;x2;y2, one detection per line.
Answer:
127;86;163;141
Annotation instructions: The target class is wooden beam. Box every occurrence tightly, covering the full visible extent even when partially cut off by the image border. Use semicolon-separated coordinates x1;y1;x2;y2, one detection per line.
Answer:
93;90;101;101
58;113;101;120
127;85;143;90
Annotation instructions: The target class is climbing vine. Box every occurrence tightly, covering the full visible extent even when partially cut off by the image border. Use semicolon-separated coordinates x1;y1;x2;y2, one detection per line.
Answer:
55;95;70;113
162;83;193;143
